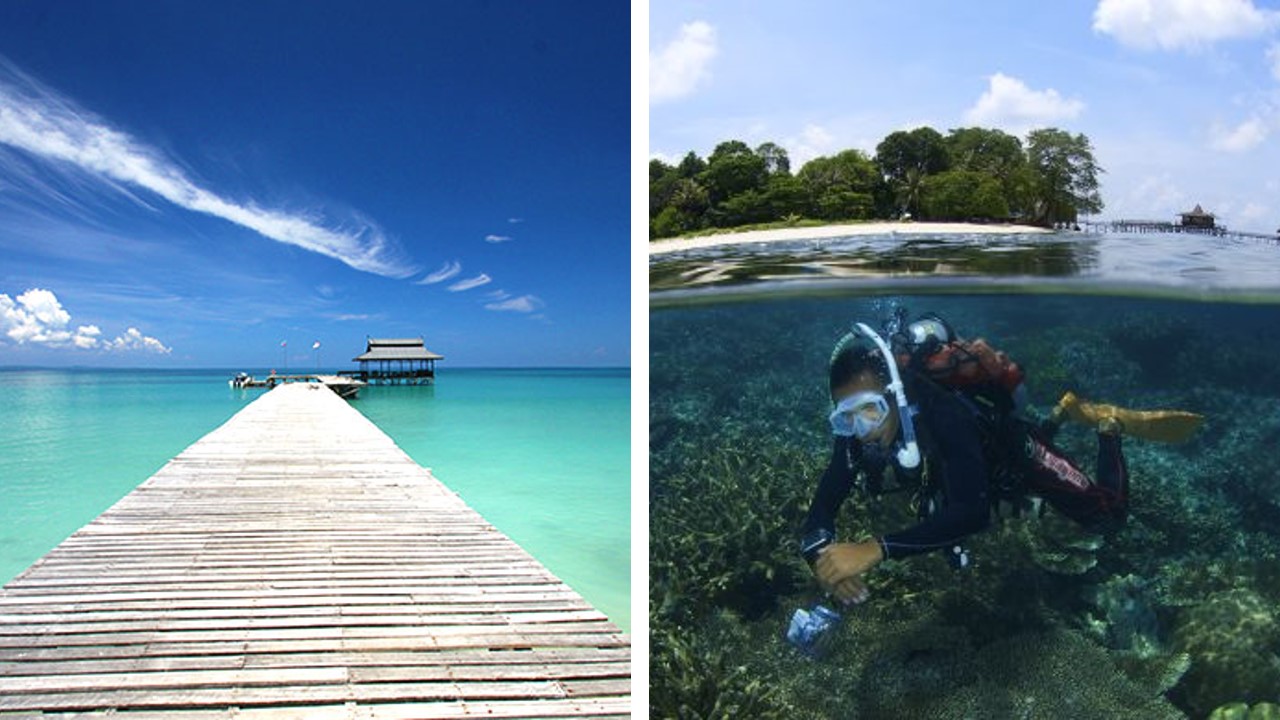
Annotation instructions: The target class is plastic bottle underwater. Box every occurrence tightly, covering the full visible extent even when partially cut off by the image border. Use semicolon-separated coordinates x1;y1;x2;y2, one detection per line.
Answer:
785;603;842;659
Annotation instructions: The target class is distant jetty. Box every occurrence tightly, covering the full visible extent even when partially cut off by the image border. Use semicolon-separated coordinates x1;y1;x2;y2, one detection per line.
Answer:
232;337;444;397
1084;204;1280;243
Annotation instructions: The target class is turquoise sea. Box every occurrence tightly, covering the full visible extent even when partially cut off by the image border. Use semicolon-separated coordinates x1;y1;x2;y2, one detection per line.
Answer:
0;367;629;631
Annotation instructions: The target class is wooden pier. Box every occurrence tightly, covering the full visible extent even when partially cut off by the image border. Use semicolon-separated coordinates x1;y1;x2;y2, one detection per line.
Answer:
0;383;629;717
1083;219;1280;243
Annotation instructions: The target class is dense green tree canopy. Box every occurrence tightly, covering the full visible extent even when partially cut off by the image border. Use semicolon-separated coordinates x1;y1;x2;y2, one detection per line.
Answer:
920;170;1009;221
797;149;880;220
677;151;706;178
648;125;1103;239
700;141;768;207
875;127;951;217
875;127;951;181
1026;129;1104;225
946;127;1023;178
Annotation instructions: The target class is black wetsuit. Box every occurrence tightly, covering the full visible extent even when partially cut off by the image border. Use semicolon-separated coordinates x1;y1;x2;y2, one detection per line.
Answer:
801;373;1129;562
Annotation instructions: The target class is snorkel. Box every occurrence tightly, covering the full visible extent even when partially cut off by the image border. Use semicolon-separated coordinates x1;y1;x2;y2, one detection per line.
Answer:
853;322;921;470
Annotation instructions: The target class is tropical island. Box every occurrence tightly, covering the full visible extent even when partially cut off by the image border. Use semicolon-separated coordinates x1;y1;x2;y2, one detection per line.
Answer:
649;125;1104;243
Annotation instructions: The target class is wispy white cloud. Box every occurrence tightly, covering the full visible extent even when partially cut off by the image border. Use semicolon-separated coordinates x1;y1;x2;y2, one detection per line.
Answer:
1211;116;1269;152
1268;42;1280;82
0;287;169;352
507;217;524;224
0;61;412;278
417;260;462;285
484;234;513;243
448;273;492;292
1092;0;1280;51
964;73;1084;133
650;21;718;104
484;294;543;313
485;289;512;301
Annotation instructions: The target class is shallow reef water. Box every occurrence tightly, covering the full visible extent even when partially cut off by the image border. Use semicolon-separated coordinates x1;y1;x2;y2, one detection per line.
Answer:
650;232;1280;719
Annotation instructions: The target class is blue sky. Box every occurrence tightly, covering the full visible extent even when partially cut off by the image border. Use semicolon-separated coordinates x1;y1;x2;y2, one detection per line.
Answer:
0;1;628;368
651;0;1280;235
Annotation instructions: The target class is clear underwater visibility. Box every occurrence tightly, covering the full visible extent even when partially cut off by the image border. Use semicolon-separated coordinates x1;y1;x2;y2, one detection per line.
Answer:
649;232;1280;719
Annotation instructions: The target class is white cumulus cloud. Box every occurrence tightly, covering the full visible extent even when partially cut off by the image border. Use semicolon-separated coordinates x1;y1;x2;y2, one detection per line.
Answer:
417;260;462;285
448;274;491;292
0;287;168;353
964;73;1084;133
74;324;102;349
107;327;171;354
484;294;543;313
650;21;718;104
1093;0;1280;51
0;62;411;278
1211;116;1269;151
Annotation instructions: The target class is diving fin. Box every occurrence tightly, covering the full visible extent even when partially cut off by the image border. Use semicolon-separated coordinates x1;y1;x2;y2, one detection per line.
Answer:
1053;392;1203;444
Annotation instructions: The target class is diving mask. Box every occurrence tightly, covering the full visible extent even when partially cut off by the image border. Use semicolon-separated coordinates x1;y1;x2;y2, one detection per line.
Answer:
854;322;922;469
830;390;891;439
906;316;951;354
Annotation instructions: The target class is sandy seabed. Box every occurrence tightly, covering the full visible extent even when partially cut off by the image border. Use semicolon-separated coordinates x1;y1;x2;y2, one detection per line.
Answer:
647;221;1053;255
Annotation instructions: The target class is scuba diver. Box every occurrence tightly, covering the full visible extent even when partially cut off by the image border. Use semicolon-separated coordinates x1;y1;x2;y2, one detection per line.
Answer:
799;311;1203;607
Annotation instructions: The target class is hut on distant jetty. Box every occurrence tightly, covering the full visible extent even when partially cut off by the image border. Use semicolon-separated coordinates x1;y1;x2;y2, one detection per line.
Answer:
344;337;443;385
1178;204;1216;231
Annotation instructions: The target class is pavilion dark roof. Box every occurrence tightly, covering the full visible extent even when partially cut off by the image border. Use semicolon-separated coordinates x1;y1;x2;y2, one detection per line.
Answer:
352;337;444;362
1179;204;1215;218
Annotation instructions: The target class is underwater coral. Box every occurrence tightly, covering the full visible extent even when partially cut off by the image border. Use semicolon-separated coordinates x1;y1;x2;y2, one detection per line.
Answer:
651;295;1280;718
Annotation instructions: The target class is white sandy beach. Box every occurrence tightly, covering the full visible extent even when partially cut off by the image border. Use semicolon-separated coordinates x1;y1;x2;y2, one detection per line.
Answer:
647;221;1053;255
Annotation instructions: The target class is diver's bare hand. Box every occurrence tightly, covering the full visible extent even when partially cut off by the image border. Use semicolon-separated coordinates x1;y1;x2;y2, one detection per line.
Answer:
832;576;869;605
814;541;884;603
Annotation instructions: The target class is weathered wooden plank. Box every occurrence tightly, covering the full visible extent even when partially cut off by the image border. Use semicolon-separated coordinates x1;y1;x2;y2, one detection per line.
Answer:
0;625;624;652
0;647;630;678
0;383;628;715
0;611;611;638
0;599;594;621
0;632;628;666
5;571;570;592
0;587;590;608
0;679;573;710
0;666;350;694
0;698;632;719
0;661;628;695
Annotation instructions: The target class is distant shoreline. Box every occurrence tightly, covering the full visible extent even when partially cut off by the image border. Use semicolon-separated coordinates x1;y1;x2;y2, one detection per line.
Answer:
647;221;1054;255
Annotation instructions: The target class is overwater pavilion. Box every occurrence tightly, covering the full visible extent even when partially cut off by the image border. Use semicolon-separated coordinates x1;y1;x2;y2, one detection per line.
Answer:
346;337;443;385
1178;204;1217;231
